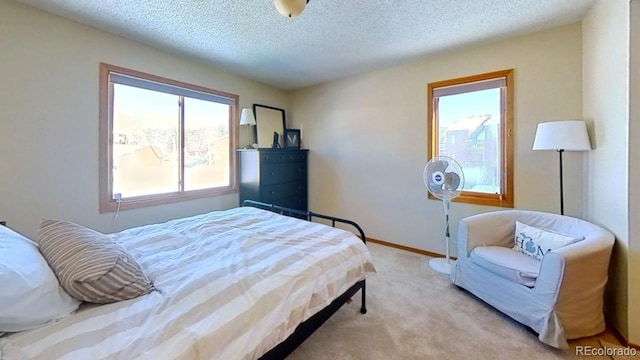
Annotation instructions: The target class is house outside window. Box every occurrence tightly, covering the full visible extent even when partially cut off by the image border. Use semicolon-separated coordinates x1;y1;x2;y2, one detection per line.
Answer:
427;69;514;207
99;63;238;212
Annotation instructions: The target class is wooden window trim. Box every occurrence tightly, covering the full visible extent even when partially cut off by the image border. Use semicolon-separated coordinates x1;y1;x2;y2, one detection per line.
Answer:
98;63;239;213
426;69;514;208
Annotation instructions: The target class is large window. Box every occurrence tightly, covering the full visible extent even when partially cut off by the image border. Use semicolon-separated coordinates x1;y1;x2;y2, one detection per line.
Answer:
427;69;514;207
99;63;238;212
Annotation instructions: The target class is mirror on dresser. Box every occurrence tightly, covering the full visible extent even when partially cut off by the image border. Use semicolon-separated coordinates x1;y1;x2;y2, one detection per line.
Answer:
253;104;286;148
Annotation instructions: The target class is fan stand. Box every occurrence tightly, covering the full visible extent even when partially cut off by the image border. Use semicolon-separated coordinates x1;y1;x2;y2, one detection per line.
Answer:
428;198;456;275
428;258;454;274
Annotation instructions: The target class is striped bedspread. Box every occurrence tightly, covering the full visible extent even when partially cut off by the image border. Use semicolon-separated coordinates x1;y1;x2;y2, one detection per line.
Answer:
0;207;376;360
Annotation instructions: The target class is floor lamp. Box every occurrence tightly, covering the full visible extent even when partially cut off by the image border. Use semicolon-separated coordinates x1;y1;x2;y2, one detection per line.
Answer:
532;120;592;215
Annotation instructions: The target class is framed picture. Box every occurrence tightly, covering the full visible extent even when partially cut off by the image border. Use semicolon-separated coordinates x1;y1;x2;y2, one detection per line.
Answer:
284;129;301;149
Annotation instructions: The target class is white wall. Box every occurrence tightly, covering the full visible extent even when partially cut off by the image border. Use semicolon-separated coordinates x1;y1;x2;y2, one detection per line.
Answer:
0;1;288;239
582;0;632;341
289;24;584;255
628;0;640;346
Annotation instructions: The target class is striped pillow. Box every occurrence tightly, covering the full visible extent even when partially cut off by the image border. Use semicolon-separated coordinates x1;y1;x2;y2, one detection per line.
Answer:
37;219;154;303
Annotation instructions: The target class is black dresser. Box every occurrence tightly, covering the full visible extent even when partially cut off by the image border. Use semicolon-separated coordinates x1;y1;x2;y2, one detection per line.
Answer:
237;149;308;211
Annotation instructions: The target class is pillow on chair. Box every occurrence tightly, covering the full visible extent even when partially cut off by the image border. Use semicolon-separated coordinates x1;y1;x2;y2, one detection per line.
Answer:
512;221;581;261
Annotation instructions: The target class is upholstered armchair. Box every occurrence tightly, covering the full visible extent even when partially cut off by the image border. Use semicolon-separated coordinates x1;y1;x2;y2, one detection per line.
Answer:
450;210;615;349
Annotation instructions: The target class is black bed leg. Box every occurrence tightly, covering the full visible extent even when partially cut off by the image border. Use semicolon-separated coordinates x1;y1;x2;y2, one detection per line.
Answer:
360;280;367;314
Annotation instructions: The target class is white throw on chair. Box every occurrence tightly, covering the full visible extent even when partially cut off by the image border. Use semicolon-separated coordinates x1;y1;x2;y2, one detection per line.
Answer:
450;210;614;349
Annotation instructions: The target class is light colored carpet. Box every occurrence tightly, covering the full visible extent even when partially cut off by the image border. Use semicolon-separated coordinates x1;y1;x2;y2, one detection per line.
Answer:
288;242;574;360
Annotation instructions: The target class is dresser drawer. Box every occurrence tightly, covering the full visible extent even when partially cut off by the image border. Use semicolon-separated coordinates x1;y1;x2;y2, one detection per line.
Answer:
261;181;306;202
261;162;307;186
265;194;307;212
261;151;307;164
238;149;308;212
276;195;308;211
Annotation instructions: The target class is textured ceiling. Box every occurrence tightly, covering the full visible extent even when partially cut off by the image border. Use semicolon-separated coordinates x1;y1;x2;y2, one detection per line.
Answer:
18;0;596;90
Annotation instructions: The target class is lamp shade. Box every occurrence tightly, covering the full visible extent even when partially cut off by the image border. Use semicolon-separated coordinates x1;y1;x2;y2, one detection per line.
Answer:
532;120;591;151
274;0;307;18
239;108;256;126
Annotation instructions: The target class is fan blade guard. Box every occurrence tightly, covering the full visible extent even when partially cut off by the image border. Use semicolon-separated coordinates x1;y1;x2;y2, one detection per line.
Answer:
424;159;449;199
423;156;465;200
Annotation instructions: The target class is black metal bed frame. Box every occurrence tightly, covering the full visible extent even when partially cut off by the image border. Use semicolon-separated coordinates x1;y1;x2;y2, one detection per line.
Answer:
242;200;368;360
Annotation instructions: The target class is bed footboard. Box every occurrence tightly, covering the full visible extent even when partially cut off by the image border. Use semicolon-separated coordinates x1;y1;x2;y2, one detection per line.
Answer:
242;200;366;243
243;200;369;360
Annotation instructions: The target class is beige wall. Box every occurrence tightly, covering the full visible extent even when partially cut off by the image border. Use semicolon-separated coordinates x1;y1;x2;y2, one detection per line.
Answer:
0;1;288;239
582;0;634;342
628;0;640;346
289;24;583;254
3;0;636;344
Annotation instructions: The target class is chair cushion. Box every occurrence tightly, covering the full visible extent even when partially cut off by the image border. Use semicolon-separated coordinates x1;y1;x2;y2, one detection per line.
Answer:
470;246;541;287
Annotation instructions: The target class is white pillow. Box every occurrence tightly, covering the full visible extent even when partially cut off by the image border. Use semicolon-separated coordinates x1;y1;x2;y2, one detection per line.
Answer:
0;225;80;332
512;221;581;261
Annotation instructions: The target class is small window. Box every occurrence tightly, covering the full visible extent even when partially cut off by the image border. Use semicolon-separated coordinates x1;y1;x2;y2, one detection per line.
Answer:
99;63;239;212
427;69;514;207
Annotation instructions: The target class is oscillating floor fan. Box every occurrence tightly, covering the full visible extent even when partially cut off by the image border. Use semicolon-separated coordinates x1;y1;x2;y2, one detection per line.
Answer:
423;156;465;275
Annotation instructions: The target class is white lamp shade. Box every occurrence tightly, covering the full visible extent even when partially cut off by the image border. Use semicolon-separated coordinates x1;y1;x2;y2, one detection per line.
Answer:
239;108;256;126
274;0;307;18
532;120;591;151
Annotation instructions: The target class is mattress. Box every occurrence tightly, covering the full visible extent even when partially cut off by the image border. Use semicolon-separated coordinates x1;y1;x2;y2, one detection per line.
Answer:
0;207;376;360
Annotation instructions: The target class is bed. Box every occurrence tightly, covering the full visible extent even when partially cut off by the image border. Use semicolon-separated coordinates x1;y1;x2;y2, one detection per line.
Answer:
0;201;376;359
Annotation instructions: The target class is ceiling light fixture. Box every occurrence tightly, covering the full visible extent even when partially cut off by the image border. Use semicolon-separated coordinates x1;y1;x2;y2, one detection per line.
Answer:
273;0;310;18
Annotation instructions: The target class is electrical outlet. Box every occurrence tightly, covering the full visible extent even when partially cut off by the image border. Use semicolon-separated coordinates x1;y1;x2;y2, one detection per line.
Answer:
114;193;122;202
